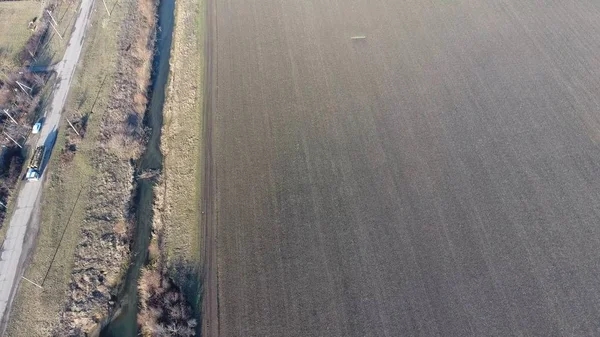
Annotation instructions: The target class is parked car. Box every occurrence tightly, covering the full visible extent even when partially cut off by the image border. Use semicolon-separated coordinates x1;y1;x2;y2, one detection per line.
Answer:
32;121;42;134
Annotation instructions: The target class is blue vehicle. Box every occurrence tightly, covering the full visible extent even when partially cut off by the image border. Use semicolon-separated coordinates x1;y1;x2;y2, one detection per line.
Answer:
32;122;42;134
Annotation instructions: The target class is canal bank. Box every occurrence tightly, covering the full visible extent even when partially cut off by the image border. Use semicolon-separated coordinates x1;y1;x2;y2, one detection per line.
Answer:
151;0;206;330
100;0;175;334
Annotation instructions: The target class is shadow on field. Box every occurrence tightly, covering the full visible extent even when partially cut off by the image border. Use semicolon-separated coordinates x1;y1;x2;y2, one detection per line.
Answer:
28;73;56;125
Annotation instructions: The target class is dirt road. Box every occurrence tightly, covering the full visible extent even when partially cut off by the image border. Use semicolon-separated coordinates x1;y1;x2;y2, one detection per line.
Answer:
0;0;96;332
209;0;600;336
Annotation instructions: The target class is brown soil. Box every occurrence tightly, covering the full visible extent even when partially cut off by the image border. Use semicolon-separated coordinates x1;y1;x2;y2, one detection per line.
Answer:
211;1;600;336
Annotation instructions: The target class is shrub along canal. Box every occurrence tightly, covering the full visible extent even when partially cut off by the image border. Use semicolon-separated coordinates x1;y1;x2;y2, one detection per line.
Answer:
100;0;174;334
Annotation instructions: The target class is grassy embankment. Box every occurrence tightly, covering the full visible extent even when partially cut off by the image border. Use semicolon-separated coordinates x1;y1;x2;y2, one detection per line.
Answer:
33;0;82;66
155;0;204;282
140;0;205;332
5;0;155;333
155;0;204;280
0;1;40;72
41;0;83;65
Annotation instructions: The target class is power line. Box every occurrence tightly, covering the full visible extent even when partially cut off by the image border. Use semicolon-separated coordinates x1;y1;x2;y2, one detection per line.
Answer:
41;187;84;286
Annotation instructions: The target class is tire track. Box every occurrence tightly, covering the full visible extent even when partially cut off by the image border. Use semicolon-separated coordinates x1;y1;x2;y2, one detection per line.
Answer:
201;0;218;334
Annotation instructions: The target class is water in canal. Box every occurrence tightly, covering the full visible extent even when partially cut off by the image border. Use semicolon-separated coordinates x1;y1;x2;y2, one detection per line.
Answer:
100;0;174;334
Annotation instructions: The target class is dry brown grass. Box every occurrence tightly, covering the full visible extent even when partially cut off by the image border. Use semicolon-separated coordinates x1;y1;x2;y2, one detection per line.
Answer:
4;3;124;335
137;265;196;337
154;0;204;276
142;0;206;332
52;0;157;332
131;0;154;112
5;0;157;335
148;235;160;263
114;219;127;235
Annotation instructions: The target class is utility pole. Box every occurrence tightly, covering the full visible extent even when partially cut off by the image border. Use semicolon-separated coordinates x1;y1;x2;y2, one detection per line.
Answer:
27;48;38;64
3;109;17;124
66;118;81;137
3;132;22;149
22;276;43;289
15;81;32;91
101;0;111;16
46;10;58;27
46;10;63;40
49;21;63;40
15;81;32;97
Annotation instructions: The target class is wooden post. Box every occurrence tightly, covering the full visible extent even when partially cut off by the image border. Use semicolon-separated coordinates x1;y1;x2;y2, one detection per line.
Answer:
46;10;58;27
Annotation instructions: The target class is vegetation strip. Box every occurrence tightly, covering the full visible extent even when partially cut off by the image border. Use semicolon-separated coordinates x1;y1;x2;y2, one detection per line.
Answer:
142;0;206;333
5;0;157;334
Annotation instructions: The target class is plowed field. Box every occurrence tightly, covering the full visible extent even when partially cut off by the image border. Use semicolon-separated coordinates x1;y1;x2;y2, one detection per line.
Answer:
211;1;600;335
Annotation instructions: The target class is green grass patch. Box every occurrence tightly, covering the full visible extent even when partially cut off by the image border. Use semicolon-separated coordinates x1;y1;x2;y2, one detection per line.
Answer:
0;1;41;71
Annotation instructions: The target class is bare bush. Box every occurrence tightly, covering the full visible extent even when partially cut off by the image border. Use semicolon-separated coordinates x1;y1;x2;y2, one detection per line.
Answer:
0;146;24;229
138;267;196;337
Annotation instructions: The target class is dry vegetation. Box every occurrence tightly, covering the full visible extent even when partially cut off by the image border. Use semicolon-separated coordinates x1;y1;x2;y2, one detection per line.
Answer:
153;0;204;282
0;0;80;240
137;267;196;336
140;0;206;332
5;0;157;335
60;113;88;162
0;148;24;223
137;235;196;336
56;0;156;332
